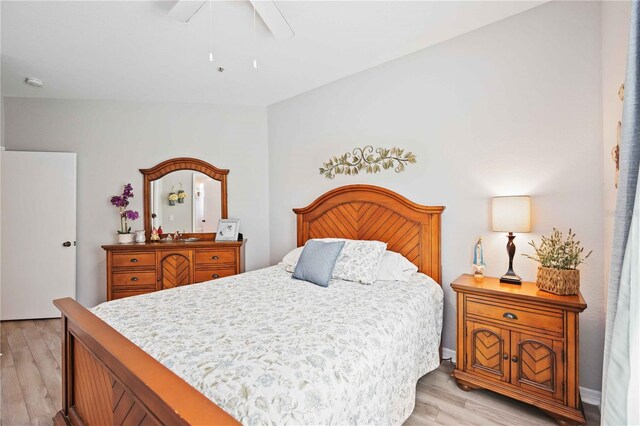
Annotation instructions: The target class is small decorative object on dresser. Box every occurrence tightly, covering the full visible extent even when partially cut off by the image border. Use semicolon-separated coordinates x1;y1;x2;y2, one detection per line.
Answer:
215;218;240;241
110;183;140;244
524;228;592;296
451;274;587;425
134;230;146;243
492;195;531;284
472;237;486;278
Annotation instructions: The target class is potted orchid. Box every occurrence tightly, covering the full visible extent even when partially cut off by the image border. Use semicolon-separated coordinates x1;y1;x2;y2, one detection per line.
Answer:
110;183;140;244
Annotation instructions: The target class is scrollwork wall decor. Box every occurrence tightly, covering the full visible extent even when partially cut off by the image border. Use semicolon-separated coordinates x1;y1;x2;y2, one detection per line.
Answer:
319;146;417;179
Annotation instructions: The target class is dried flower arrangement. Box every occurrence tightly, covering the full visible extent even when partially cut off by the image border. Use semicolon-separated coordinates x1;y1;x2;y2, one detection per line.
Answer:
523;228;592;270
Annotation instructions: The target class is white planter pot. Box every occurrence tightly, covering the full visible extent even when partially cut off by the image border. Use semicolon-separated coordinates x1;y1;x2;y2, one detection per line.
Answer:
117;233;135;244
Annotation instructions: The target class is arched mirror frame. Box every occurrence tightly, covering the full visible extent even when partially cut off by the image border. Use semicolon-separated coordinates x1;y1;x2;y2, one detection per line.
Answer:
140;158;228;240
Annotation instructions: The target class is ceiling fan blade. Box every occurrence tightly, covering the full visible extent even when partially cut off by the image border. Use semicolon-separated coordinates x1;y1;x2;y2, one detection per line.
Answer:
168;0;206;23
249;0;294;40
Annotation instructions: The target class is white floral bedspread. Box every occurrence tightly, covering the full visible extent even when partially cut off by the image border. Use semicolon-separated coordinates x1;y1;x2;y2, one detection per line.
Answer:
92;265;443;426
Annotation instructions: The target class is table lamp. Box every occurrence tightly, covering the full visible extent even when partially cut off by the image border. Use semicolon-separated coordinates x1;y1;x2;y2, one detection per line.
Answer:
492;196;531;284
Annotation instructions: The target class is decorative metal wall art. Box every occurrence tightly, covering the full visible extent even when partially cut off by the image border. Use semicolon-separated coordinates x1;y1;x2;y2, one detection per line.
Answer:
319;146;417;179
612;83;624;189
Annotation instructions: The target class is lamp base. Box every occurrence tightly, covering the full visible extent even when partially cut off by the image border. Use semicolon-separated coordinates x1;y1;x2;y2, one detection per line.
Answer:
500;273;522;285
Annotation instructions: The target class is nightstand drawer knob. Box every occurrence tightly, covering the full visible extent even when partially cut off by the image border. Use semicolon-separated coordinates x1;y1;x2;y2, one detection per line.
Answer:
511;356;518;363
212;274;220;278
503;312;518;320
211;256;219;260
503;353;509;360
131;277;139;282
130;258;138;263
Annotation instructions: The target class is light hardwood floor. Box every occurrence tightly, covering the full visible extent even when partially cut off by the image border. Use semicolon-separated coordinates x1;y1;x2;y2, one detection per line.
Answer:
1;319;600;426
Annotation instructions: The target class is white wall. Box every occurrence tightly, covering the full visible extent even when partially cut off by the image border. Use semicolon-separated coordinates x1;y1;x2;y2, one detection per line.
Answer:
268;1;605;391
3;97;270;307
601;1;631;303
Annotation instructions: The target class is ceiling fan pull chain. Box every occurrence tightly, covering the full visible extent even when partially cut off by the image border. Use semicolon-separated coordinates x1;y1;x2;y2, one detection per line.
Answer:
253;0;258;69
208;0;214;62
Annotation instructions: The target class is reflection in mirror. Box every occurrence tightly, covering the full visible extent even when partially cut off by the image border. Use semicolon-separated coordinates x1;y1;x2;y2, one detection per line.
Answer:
150;171;221;234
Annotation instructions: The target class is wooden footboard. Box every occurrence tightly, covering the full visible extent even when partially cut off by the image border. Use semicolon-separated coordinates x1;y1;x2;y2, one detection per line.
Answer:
53;298;239;426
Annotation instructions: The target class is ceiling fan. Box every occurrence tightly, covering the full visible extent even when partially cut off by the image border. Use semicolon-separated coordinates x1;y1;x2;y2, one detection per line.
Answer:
168;0;294;40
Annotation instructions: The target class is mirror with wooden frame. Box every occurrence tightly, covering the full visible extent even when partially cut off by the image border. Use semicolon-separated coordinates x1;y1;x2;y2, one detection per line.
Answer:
140;158;228;240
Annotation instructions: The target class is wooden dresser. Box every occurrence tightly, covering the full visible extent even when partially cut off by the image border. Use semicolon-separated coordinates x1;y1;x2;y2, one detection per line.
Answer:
103;240;245;301
451;274;587;425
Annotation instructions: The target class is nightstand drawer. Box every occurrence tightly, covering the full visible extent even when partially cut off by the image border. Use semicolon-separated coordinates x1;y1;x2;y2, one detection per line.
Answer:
466;297;563;335
195;249;236;266
112;252;155;268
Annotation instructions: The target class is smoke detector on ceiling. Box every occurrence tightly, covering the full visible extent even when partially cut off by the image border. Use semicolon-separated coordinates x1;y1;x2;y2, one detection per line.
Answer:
25;77;44;88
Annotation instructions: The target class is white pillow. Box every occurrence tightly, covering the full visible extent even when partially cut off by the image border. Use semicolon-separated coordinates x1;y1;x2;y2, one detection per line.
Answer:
376;251;418;282
282;246;304;271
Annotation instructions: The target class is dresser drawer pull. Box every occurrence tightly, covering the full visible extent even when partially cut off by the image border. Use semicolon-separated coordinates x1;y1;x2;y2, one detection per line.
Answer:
503;353;509;360
130;277;139;282
130;258;138;263
211;256;219;260
503;312;518;320
212;274;220;278
511;356;518;363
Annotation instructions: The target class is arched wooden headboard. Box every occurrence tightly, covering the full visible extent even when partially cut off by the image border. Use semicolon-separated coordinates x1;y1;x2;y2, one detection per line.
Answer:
293;185;445;284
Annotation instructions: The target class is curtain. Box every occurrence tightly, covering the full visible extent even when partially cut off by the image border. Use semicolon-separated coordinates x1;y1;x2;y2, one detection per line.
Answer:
602;1;640;425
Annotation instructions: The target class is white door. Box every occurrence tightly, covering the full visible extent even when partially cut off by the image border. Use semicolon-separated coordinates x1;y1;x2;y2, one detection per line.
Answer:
1;151;77;320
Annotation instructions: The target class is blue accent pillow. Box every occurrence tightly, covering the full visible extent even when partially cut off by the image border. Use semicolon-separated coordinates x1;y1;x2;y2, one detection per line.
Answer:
292;240;345;287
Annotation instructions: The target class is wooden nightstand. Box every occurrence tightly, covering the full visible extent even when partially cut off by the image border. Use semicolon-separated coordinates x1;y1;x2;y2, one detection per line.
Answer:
451;274;587;425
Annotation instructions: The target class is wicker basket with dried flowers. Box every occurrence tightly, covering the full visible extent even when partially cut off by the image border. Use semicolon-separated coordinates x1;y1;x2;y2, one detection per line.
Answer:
523;228;592;295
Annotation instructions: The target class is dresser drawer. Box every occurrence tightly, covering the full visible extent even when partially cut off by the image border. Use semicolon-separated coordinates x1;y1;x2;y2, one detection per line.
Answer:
112;252;155;268
112;289;153;300
112;271;156;288
194;267;237;283
195;249;236;266
466;297;563;335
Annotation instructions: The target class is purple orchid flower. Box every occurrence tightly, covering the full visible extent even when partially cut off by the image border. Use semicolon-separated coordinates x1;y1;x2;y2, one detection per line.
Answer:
122;183;134;199
124;210;139;221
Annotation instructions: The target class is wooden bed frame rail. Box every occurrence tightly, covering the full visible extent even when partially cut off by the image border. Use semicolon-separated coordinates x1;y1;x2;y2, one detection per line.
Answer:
53;298;239;426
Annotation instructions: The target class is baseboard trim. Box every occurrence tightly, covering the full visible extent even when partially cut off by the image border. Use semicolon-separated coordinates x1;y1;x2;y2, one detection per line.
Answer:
441;347;601;407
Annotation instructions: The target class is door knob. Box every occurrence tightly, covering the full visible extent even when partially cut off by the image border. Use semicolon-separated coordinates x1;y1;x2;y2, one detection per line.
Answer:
502;354;509;360
62;241;72;247
511;356;519;363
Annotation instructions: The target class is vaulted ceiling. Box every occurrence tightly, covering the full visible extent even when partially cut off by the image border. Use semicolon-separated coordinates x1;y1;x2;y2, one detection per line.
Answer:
2;1;545;106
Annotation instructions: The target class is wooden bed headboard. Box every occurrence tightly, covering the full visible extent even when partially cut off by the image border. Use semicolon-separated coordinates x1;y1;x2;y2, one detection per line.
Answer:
293;185;445;284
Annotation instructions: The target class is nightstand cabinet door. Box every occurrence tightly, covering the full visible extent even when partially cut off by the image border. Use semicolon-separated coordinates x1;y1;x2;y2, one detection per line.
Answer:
466;321;511;383
511;332;564;401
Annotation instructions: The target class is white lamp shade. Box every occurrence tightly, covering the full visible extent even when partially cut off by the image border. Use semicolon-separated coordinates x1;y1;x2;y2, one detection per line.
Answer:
492;196;531;233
